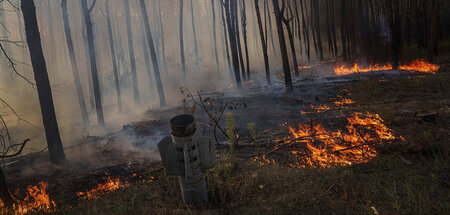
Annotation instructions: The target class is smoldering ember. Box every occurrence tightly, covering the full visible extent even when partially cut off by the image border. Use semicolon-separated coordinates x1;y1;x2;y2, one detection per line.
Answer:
0;0;448;214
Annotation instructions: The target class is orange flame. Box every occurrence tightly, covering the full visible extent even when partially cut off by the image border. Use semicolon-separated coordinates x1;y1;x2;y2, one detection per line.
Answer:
334;98;355;107
300;104;331;114
1;182;56;215
76;177;130;200
253;112;402;168
333;59;439;76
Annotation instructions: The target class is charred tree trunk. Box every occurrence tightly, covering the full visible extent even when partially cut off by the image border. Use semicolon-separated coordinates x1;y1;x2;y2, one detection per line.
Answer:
61;0;90;127
255;0;271;85
140;0;166;107
265;0;277;57
220;1;233;80
272;0;293;93
241;0;250;80
22;0;66;164
341;0;347;60
293;0;302;55
300;0;310;62
81;15;95;111
104;0;122;112
427;0;440;61
385;0;401;69
223;0;242;89
81;0;105;127
141;28;154;99
281;2;298;77
212;0;220;76
190;0;200;72
0;167;15;207
180;0;187;85
124;0;140;104
157;0;168;76
234;3;246;82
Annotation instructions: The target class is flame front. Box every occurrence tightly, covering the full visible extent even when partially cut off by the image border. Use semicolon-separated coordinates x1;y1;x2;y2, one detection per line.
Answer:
77;177;130;200
333;59;439;76
253;112;401;168
0;182;56;215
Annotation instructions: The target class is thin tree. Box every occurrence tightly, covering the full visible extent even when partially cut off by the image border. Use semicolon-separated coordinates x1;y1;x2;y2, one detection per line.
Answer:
272;0;293;93
180;0;186;85
105;0;122;112
140;0;166;107
81;0;105;127
254;0;271;85
124;0;140;104
241;0;250;80
190;0;200;72
157;0;168;76
222;0;242;89
21;0;66;164
281;1;299;77
211;0;220;77
220;1;233;80
61;0;90;127
234;1;246;81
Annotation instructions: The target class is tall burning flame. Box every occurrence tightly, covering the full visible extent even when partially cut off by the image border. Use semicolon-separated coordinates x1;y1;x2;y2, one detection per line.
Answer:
0;182;56;215
333;59;439;76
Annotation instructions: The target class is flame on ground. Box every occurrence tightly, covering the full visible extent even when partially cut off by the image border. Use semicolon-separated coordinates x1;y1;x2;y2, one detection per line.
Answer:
334;98;355;107
77;177;130;200
0;182;56;215
252;112;402;168
333;59;439;76
300;104;331;114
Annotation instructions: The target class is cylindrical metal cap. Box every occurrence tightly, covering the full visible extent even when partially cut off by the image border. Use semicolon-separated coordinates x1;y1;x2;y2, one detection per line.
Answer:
170;114;196;137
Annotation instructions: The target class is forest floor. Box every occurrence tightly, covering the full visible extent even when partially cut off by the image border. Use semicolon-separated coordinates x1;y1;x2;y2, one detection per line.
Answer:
3;63;450;214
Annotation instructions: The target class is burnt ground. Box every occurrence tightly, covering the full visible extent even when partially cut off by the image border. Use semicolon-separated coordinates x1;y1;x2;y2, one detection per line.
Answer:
1;68;449;214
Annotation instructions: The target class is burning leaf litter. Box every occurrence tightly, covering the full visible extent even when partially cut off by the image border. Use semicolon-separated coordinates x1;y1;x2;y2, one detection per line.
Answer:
0;182;56;215
333;59;439;76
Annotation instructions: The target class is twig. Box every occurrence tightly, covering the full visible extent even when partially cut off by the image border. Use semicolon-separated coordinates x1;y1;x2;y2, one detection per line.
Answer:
0;139;30;158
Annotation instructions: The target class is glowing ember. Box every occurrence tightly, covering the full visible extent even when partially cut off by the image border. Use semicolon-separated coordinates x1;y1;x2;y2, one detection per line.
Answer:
77;177;130;200
1;182;56;215
252;112;401;168
300;104;331;114
333;59;439;76
334;98;355;107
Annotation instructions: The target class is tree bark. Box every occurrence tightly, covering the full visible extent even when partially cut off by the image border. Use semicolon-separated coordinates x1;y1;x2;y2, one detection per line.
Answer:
81;0;105;127
281;2;298;77
211;0;220;77
157;0;168;77
234;2;246;81
141;29;154;99
140;0;166;107
265;0;278;57
22;0;66;164
220;1;234;80
255;0;271;85
190;0;200;72
104;0;122;112
180;0;187;85
61;0;90;127
272;0;293;93
241;0;250;80
223;0;242;89
300;0;310;62
124;0;140;104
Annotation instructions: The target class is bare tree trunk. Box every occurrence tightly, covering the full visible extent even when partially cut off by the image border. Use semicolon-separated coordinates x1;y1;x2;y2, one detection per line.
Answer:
124;0;140;104
281;1;298;77
81;15;95;111
223;0;242;89
140;0;166;107
190;0;200;72
300;0;310;62
157;0;168;77
104;0;122;113
220;1;233;80
427;0;440;61
22;0;66;164
341;0;347;60
265;0;278;57
385;0;401;69
293;0;303;55
235;3;246;82
61;0;90;127
81;0;105;127
141;28;154;99
0;167;15;207
255;0;271;85
211;0;220;77
272;0;293;93
180;0;187;85
241;0;250;80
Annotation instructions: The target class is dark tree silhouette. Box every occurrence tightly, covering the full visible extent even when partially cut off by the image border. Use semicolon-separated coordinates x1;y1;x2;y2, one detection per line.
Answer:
21;0;66;164
190;0;200;72
211;0;220;77
140;0;166;107
241;0;250;80
254;0;271;85
223;0;242;89
124;0;140;104
180;0;187;85
81;0;105;127
61;0;90;127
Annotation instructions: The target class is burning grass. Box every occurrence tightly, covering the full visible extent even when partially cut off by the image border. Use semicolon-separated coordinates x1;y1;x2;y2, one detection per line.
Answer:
0;182;56;215
76;177;131;200
333;59;440;76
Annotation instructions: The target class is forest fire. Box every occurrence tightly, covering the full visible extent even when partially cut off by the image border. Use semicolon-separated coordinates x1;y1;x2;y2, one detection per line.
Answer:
252;112;401;168
77;177;130;200
334;59;439;76
0;182;56;215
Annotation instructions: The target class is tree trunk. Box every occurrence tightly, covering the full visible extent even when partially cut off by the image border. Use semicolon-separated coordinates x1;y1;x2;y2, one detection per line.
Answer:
293;0;303;55
223;0;242;89
81;0;105;127
104;0;122;113
211;0;220;77
314;0;323;61
61;0;90;127
81;14;95;111
341;0;347;60
0;167;15;207
180;0;187;85
241;0;250;80
272;0;293;93
22;0;66;164
157;0;168;77
300;0;311;62
385;0;401;69
265;0;278;57
190;0;200;72
235;3;246;82
124;0;140;104
427;0;440;61
141;29;154;99
255;0;271;85
140;0;166;107
281;2;298;78
220;1;233;80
